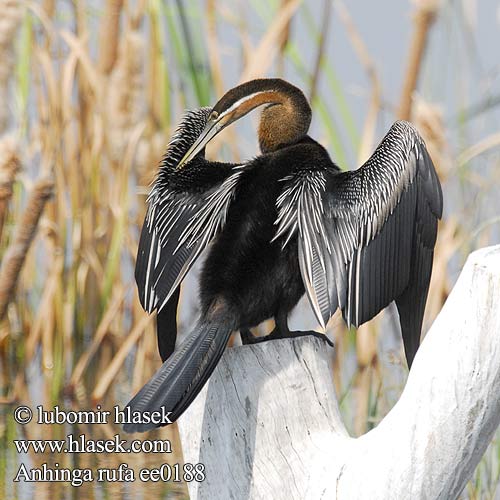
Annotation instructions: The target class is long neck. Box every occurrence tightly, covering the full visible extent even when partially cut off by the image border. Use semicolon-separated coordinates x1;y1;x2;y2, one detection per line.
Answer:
258;87;312;153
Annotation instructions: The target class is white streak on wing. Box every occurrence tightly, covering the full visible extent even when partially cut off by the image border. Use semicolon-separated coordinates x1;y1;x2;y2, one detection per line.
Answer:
154;240;161;268
148;287;156;312
355;225;363;326
154;168;243;311
177;170;242;251
138;106;218;313
347;257;354;328
299;243;326;330
147;203;157;231
144;228;156;312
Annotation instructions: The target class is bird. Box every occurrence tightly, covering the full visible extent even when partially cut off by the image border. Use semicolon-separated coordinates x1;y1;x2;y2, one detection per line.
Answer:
124;78;442;433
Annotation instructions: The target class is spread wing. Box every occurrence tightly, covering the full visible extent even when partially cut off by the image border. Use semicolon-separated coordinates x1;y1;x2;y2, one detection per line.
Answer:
274;121;443;367
136;166;241;314
135;107;241;360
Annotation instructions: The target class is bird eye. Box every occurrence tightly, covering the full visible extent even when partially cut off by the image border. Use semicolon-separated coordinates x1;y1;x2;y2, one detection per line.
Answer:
210;111;219;120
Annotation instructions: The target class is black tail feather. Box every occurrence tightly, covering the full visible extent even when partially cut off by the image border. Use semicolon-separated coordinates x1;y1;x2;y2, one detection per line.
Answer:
156;287;180;362
123;319;232;433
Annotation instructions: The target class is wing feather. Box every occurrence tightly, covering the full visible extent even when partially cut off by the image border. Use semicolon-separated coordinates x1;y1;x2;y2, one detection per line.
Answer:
135;108;241;314
135;107;240;359
274;121;442;366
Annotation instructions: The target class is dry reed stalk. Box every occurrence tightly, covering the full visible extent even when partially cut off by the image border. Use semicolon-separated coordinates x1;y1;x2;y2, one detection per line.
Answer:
132;324;149;390
309;0;332;103
397;0;440;121
128;293;158;391
356;321;378;369
206;0;225;96
238;0;300;82
146;5;165;141
206;0;301;159
0;370;24;404
0;321;8;345
204;0;241;164
130;0;147;30
0;177;53;321
67;3;93;161
0;0;23;133
95;417;122;440
36;253;64;376
70;379;87;407
239;11;253;70
96;338;114;397
41;275;57;392
25;1;55;41
328;311;345;395
0;135;20;241
143;303;159;376
98;0;124;75
35;48;61;155
354;320;379;435
60;49;83;215
331;339;343;398
336;0;382;164
24;252;59;362
354;365;371;435
457;132;500;168
80;248;104;287
105;28;146;165
277;0;294;75
69;288;126;389
41;0;54;17
91;312;155;402
414;96;450;180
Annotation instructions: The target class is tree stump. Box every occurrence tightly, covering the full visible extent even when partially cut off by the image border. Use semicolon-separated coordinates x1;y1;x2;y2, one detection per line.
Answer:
177;245;500;499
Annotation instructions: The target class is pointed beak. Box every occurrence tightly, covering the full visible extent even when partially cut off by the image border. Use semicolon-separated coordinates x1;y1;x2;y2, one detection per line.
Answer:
177;116;225;169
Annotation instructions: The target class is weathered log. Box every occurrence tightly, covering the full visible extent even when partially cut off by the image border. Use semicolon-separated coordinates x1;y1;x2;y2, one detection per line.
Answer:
177;245;500;499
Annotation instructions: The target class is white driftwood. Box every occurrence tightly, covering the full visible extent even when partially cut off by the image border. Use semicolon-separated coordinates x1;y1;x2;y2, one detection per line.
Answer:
177;245;500;500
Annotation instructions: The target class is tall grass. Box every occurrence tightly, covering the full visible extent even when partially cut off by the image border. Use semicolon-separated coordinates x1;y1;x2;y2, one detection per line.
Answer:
0;1;498;498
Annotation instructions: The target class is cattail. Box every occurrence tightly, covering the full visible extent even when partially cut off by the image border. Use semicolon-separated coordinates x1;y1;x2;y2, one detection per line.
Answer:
0;134;20;240
0;177;53;320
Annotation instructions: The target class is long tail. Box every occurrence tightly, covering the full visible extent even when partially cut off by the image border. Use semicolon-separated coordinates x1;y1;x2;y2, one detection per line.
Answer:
123;319;232;433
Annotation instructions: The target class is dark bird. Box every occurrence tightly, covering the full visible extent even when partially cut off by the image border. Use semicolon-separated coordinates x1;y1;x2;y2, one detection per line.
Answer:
124;78;442;433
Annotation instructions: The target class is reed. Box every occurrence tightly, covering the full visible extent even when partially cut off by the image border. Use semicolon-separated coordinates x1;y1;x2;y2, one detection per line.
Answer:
0;0;23;134
98;0;124;75
397;0;439;120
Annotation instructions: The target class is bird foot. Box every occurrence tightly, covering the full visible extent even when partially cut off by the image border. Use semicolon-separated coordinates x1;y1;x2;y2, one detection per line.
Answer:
241;328;333;347
286;329;334;347
240;329;259;345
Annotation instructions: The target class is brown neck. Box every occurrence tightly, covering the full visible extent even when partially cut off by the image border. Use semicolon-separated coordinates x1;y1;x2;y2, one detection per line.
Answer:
257;88;312;153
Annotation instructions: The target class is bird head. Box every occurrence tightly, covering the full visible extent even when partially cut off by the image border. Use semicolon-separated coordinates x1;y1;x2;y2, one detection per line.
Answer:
177;78;311;168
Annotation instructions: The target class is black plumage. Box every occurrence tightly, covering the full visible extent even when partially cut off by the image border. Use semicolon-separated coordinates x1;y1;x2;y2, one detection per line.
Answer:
134;107;236;361
124;78;442;433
